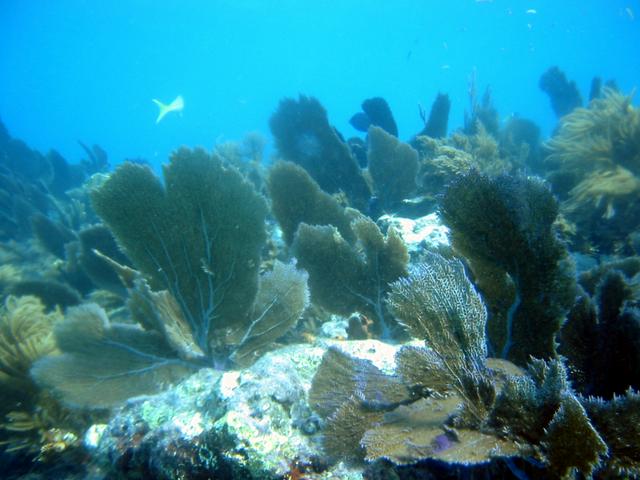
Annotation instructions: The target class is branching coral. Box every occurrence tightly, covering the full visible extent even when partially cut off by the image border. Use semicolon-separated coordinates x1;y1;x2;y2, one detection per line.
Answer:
0;296;86;459
388;252;495;427
0;296;59;395
539;66;583;118
559;266;640;398
583;389;640;477
490;358;608;478
545;88;640;252
308;251;631;476
413;126;515;211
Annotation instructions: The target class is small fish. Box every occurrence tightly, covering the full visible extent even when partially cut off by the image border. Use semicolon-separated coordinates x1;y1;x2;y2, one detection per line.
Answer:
152;95;184;124
626;7;635;20
526;8;537;14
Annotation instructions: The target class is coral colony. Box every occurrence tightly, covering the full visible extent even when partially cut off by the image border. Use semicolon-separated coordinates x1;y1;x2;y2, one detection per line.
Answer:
1;66;639;479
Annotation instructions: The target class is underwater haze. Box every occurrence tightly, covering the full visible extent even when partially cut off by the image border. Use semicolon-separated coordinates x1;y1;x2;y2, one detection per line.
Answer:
1;0;639;166
3;1;640;479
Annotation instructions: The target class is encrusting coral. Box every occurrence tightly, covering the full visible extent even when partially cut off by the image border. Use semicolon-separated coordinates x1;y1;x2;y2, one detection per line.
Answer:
32;148;310;408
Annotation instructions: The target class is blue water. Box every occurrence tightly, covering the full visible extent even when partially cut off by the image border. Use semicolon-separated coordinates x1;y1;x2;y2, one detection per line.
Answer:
1;0;639;167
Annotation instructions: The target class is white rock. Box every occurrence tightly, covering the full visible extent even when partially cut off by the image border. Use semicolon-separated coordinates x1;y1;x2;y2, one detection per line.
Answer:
378;213;450;253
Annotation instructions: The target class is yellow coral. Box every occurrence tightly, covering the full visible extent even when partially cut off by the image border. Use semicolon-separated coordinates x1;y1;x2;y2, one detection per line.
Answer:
565;167;640;219
0;295;60;383
0;264;22;286
546;88;640;175
0;297;94;461
544;88;640;252
0;395;81;458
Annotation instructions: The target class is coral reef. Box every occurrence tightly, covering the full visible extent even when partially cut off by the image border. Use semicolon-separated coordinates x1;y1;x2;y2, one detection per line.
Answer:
31;303;198;408
0;119;107;243
266;160;355;245
350;97;398;137
544;88;640;253
270;95;371;211
440;171;576;366
7;279;81;311
292;215;408;338
87;342;376;479
214;131;267;191
543;394;607;479
416;92;451;139
367;126;419;211
2;75;640;479
559;265;640;398
269;95;371;211
0;296;89;461
0;296;59;405
230;260;309;367
91;148;269;357
30;213;76;259
499;116;542;172
539;66;583;118
32;149;309;408
583;389;640;477
464;85;499;137
76;224;132;295
308;253;610;477
389;252;495;426
411;124;518;214
376;213;450;261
